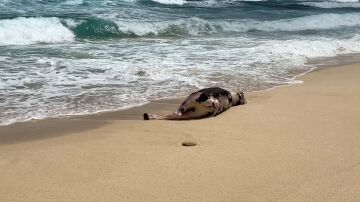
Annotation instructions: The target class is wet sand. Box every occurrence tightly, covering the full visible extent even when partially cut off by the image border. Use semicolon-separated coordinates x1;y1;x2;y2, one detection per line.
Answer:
1;63;360;201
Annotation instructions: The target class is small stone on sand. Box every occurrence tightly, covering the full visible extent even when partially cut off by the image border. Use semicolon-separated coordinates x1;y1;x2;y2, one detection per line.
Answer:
182;142;197;146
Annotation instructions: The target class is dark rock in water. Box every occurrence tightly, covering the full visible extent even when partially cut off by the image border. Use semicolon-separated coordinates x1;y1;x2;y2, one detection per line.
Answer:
182;141;197;146
135;70;147;76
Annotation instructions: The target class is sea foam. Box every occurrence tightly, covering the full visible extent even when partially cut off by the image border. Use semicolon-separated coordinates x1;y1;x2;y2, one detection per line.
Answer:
300;1;360;8
113;13;360;37
219;13;360;32
151;0;187;5
2;13;360;46
2;34;360;125
0;17;74;46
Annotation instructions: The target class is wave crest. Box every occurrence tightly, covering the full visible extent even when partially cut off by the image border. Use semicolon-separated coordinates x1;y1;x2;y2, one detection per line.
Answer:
300;2;360;8
221;13;360;32
2;13;360;45
112;13;360;37
70;18;127;39
116;17;216;36
150;0;187;5
69;13;360;38
0;17;75;46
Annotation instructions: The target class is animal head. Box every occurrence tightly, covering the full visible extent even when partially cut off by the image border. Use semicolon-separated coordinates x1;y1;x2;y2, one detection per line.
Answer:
231;91;247;106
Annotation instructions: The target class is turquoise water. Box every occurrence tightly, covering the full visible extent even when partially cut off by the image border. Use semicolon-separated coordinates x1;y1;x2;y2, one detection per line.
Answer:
1;0;360;124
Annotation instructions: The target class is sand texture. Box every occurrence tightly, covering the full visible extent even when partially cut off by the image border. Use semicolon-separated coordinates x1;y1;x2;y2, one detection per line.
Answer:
1;64;360;201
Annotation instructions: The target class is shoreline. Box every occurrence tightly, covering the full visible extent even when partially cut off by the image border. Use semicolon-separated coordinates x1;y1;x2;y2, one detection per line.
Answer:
1;62;360;201
2;53;360;127
0;56;356;145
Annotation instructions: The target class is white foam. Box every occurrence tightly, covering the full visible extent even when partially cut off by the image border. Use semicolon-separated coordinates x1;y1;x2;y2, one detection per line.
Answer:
170;0;266;8
331;0;359;2
116;17;216;36
0;17;75;46
2;33;360;126
151;0;186;5
113;13;360;37
60;0;84;5
300;1;360;8
63;18;84;28
218;13;360;32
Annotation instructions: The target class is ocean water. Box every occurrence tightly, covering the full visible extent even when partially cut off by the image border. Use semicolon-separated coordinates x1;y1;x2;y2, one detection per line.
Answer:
1;0;360;125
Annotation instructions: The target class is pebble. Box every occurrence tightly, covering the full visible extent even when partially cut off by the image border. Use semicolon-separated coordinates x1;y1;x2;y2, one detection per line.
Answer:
182;141;197;146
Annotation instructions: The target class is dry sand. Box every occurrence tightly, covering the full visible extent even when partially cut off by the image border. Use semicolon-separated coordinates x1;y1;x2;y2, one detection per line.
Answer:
1;63;360;201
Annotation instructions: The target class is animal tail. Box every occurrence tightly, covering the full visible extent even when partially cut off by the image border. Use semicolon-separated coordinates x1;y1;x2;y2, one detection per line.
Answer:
143;112;182;120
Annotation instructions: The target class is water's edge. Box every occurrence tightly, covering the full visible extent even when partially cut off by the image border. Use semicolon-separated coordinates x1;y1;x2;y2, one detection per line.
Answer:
1;53;359;127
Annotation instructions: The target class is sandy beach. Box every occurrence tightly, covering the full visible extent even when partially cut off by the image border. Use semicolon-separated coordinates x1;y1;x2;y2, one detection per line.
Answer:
1;63;360;201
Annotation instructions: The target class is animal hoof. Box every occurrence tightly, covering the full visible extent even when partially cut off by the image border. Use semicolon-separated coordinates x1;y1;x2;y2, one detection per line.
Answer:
182;141;197;146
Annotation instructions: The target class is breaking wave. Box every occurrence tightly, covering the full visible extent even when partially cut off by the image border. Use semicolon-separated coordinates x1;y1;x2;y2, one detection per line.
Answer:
0;17;75;46
300;1;360;8
150;0;187;5
70;13;360;38
2;12;360;46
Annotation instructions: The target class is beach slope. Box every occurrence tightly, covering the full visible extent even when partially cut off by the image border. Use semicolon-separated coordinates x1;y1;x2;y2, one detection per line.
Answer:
1;64;360;201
